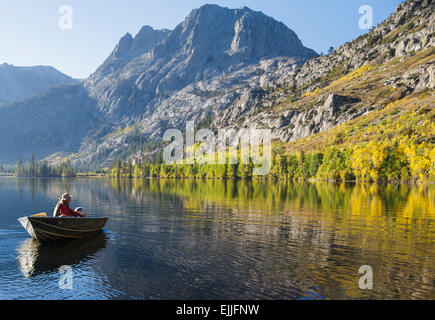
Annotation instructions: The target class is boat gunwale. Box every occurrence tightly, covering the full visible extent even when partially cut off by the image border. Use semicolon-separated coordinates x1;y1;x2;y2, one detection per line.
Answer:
28;218;108;233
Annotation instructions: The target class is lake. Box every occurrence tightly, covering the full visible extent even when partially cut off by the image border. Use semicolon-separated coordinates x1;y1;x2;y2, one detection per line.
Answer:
0;177;433;300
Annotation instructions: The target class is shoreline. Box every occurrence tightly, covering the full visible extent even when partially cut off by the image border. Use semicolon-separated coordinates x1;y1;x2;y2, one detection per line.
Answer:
3;175;432;185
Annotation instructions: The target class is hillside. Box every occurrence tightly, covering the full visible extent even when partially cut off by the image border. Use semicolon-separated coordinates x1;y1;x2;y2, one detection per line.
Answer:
0;84;101;163
107;0;434;182
284;49;434;155
221;0;434;141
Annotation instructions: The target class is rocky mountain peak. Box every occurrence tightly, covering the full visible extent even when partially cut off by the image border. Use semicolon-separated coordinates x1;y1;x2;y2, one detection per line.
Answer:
177;4;315;61
129;26;170;56
84;3;318;118
112;33;134;57
88;26;170;81
112;26;170;59
188;4;228;16
190;4;254;16
122;4;316;94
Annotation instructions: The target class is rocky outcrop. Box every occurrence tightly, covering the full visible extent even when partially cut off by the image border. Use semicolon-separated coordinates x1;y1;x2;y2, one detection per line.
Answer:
311;94;362;131
429;65;435;89
87;26;170;82
229;93;366;143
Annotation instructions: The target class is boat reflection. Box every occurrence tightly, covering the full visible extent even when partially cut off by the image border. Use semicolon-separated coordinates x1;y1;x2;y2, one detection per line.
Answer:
17;232;107;277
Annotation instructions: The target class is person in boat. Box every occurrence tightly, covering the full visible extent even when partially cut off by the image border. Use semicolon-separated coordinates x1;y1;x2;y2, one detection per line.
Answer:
53;193;86;218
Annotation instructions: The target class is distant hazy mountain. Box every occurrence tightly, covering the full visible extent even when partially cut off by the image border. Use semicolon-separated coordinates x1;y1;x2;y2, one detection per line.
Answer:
0;83;101;163
0;64;76;104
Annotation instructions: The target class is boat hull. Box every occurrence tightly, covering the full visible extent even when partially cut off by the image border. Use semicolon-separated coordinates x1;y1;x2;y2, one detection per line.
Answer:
18;217;109;242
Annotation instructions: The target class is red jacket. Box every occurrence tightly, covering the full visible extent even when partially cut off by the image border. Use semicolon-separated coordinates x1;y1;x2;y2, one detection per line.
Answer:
59;203;82;217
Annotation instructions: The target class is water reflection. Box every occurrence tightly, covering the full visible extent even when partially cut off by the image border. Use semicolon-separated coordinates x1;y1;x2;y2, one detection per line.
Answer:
109;179;435;221
17;233;107;278
1;177;434;299
105;179;435;299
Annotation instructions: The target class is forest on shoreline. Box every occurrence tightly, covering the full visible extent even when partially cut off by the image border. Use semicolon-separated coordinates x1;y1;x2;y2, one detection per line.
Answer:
107;140;434;183
11;156;76;178
3;131;433;183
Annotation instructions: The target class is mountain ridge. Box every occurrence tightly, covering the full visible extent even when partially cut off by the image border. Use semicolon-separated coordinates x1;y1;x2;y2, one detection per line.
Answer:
0;63;77;105
88;26;171;82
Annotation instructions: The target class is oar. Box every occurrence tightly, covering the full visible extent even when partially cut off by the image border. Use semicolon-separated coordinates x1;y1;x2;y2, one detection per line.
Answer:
30;213;47;217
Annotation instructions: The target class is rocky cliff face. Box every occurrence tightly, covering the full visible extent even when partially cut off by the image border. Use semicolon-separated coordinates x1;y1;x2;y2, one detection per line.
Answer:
0;64;76;105
0;0;433;168
88;26;170;83
84;4;317;120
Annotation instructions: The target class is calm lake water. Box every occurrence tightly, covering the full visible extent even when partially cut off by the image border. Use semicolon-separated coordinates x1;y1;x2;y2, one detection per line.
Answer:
0;177;433;300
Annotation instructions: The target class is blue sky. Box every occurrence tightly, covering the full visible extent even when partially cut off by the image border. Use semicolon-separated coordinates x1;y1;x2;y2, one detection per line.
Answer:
0;0;404;79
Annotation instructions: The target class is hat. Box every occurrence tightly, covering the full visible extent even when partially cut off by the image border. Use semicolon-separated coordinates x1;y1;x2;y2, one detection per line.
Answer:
61;193;72;201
